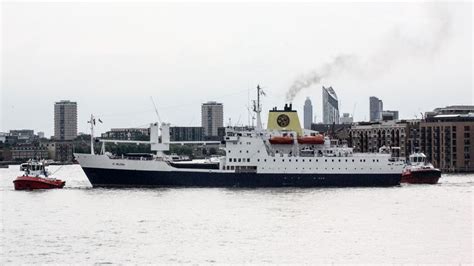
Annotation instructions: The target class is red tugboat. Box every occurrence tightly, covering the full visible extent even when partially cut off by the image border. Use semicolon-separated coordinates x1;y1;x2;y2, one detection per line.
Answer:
401;153;441;184
13;160;65;190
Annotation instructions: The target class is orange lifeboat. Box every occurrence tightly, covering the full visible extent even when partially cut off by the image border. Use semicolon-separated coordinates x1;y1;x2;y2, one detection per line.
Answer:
297;135;324;145
269;136;294;145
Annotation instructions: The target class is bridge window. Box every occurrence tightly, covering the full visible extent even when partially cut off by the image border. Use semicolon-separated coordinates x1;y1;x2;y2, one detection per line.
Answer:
238;158;241;162
247;159;250;162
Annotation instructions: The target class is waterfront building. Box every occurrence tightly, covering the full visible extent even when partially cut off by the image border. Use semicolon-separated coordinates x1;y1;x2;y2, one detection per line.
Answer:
369;96;383;121
322;86;340;124
9;129;35;143
419;106;474;172
201;101;224;138
101;128;150;141
382;110;399;121
0;132;7;143
340;113;354;124
303;97;313;130
311;123;351;145
54;100;77;141
54;141;74;162
426;105;474;117
169;127;204;142
350;121;407;156
11;144;49;161
0;148;12;161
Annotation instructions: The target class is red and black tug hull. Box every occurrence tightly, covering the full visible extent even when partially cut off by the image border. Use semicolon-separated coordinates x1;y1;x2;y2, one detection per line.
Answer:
13;176;66;190
401;169;441;184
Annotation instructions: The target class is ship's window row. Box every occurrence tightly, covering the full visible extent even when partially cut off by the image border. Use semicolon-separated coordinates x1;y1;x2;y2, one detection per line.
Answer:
230;158;383;164
258;167;383;171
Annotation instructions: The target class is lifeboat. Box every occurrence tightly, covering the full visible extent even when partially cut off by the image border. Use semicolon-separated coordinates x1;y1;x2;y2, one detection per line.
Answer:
297;135;324;145
269;136;294;145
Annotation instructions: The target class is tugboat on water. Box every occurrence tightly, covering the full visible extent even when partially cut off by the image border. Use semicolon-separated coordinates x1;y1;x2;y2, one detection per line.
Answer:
401;153;441;184
13;160;66;190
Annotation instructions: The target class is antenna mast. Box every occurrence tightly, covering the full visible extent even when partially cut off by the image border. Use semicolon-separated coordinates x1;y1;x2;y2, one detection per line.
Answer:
253;85;265;131
88;114;95;155
150;96;162;124
88;114;102;155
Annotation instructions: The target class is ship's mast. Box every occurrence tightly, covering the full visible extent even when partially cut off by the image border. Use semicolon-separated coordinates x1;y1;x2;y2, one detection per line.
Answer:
254;85;264;131
88;114;95;155
88;114;102;155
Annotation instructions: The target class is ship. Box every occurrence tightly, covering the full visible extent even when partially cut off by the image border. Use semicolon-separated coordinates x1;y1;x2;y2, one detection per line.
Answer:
401;152;441;184
13;160;66;190
75;86;406;188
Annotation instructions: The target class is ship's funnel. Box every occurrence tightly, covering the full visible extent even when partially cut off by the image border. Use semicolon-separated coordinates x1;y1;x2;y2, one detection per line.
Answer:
267;105;303;136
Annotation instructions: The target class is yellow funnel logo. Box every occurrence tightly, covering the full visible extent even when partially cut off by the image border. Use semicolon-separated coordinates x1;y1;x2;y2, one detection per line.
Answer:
267;104;303;136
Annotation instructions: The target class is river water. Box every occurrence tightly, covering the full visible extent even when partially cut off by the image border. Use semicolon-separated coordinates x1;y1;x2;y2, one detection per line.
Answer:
0;165;472;264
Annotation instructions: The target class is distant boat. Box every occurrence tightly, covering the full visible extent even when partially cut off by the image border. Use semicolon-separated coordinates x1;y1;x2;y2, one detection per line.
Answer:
13;160;65;190
402;153;441;184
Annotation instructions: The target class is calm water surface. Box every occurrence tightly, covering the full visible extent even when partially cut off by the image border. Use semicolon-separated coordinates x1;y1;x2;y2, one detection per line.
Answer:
1;165;472;264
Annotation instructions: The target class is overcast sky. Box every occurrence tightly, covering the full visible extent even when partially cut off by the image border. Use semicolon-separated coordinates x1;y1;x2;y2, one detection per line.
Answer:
1;1;472;137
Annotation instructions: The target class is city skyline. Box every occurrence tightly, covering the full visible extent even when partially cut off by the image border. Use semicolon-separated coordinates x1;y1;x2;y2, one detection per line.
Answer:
2;2;472;137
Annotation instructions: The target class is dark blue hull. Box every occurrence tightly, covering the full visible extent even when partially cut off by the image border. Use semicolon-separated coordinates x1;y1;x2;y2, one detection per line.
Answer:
81;167;401;188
